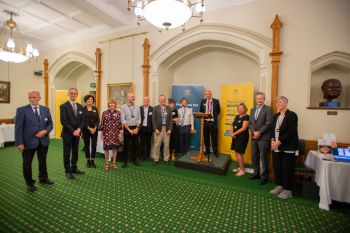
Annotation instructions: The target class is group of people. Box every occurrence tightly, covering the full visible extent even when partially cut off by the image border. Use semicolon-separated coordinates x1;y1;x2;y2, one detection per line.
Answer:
230;92;299;199
15;88;299;200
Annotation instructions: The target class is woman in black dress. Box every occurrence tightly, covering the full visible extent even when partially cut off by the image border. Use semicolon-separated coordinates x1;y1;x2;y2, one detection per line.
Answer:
231;103;249;176
82;95;99;168
168;98;179;160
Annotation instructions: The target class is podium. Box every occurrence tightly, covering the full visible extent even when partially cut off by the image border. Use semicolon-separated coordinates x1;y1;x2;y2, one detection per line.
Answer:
191;112;212;163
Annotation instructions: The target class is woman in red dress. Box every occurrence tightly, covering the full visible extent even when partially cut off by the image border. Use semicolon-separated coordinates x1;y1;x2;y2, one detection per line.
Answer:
100;99;122;171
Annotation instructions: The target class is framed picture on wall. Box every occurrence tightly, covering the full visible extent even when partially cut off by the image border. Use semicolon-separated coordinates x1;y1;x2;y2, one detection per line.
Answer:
0;81;10;103
107;83;133;108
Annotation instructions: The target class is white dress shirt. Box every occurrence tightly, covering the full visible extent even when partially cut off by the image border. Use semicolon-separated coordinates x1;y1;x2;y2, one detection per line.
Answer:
177;106;194;129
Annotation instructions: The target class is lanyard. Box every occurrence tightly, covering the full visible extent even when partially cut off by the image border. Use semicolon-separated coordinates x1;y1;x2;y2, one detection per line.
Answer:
128;106;135;118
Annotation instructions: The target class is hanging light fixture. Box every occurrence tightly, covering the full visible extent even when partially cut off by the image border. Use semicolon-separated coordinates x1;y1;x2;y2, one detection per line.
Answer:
127;0;205;30
0;10;39;63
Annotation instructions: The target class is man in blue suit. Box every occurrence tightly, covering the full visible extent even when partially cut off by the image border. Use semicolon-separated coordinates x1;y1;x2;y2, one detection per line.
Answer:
60;87;85;179
15;90;54;192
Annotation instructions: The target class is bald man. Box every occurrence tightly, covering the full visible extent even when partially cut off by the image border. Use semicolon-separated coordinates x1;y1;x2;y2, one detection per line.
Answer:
200;89;221;157
121;93;141;167
15;91;54;192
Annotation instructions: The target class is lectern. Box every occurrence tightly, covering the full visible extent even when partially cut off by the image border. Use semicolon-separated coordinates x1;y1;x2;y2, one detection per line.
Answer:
191;112;212;163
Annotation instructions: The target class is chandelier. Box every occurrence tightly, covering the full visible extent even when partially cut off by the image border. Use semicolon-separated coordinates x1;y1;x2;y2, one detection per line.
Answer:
127;0;206;30
0;10;39;63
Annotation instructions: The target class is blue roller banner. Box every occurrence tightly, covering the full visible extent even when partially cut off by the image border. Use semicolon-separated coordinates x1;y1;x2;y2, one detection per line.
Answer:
172;84;205;150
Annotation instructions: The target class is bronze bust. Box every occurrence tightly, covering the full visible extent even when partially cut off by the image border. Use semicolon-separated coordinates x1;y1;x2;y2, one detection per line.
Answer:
319;79;342;107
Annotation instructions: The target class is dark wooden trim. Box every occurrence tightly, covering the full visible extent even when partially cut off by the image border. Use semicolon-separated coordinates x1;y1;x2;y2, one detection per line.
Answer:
0;118;14;124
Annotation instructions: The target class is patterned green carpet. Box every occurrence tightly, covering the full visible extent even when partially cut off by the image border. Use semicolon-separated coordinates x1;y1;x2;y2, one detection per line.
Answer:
0;140;349;233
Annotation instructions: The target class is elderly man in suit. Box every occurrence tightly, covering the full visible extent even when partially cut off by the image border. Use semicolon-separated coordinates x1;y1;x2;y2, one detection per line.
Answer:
248;92;273;185
140;96;153;161
15;90;54;192
200;89;221;157
60;87;85;179
152;95;173;165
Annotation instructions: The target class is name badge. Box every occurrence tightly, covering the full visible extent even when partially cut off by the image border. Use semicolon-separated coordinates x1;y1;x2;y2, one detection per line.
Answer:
172;112;175;115
149;112;152;115
238;120;241;123
79;111;82;114
93;110;96;112
203;104;206;106
45;118;48;121
234;126;237;129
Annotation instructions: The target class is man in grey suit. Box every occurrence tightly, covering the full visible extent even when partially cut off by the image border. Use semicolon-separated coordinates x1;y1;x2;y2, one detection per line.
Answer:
248;92;273;185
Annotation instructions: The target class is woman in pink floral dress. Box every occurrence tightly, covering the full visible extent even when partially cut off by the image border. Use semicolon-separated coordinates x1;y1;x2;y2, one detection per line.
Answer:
100;99;122;170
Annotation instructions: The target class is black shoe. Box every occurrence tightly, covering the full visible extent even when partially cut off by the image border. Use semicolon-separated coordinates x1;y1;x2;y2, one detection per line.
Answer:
153;161;159;166
213;152;219;157
39;178;54;185
27;185;37;192
90;160;97;168
86;160;91;168
259;179;267;185
66;173;75;179
164;161;169;165
122;163;127;168
248;175;260;180
72;169;85;175
133;161;140;166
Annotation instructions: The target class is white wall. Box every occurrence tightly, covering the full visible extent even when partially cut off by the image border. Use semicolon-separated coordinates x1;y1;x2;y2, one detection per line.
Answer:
1;0;350;142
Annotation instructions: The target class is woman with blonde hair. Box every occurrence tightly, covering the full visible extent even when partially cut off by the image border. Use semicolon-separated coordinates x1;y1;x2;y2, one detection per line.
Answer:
100;99;122;171
231;103;250;176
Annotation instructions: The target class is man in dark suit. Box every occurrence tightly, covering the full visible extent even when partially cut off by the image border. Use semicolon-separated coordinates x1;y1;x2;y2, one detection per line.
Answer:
248;92;273;185
60;87;85;179
140;96;153;161
15;90;54;192
200;89;221;157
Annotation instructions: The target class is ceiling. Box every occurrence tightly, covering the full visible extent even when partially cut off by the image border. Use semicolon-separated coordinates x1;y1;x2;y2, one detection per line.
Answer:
0;0;254;51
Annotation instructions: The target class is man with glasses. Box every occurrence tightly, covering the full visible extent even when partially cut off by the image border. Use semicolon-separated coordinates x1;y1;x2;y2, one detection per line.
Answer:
60;88;85;179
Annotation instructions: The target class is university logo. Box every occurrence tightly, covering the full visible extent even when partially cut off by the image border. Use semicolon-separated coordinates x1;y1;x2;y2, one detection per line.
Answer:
184;89;190;96
234;89;239;95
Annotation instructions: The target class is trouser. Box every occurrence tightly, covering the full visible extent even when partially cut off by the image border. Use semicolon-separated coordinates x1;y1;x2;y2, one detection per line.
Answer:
123;126;139;164
204;121;218;153
22;141;48;185
63;135;80;173
251;140;270;180
153;126;170;162
179;125;191;155
140;128;152;160
169;125;179;154
82;129;98;159
272;151;296;190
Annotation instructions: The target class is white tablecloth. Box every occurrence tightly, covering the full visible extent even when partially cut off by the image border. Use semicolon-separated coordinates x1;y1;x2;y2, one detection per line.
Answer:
0;124;15;148
305;150;350;211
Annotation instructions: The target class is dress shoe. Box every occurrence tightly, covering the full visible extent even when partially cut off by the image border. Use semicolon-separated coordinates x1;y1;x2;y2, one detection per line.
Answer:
90;160;97;168
27;185;37;192
277;190;292;199
86;160;91;168
39;178;54;185
164;161;169;165
270;186;283;195
259;179;267;185
213;152;219;157
248;175;260;180
133;161;140;166
72;169;85;174
153;161;159;166
66;173;75;179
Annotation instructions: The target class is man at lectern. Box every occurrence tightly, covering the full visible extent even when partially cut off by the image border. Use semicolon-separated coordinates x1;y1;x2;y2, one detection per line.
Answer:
200;89;221;157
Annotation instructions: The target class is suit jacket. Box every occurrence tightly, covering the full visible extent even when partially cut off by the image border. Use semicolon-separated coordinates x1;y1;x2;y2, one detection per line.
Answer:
200;98;221;125
272;109;299;151
249;105;273;141
60;101;84;138
140;105;153;133
15;104;53;149
82;106;99;129
152;105;173;132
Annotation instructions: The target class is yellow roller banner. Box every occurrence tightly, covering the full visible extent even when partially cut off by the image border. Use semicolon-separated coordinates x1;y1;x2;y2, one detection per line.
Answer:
218;82;254;162
55;90;81;138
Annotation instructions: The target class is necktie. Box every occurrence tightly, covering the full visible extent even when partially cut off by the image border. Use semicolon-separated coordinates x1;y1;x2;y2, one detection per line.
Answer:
181;107;186;126
255;106;261;120
72;103;78;117
34;107;40;122
207;100;211;114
